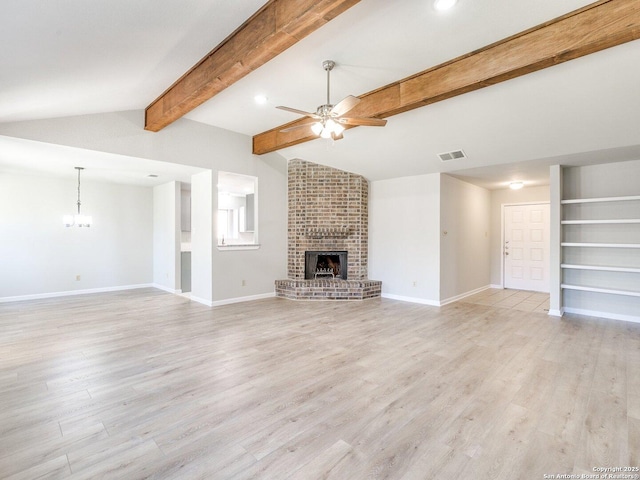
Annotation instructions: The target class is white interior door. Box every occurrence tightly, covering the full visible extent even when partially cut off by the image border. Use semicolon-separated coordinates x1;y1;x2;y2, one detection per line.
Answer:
504;203;550;292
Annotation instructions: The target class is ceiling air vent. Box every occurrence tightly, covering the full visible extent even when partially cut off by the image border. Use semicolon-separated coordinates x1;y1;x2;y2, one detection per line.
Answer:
438;149;467;161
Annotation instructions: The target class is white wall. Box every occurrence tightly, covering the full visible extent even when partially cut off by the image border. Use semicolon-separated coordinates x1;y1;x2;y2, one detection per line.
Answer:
489;185;550;286
191;171;213;304
153;181;180;292
0;171;152;299
439;175;491;303
549;166;563;315
180;186;191;233
369;173;441;303
211;172;286;302
563;158;640;198
0;111;288;304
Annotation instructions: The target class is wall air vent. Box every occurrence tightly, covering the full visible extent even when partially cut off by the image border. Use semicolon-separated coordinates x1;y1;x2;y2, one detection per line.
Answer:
438;149;467;161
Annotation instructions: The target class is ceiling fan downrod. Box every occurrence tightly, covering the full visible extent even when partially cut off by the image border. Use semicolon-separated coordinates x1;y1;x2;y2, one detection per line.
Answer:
322;60;335;109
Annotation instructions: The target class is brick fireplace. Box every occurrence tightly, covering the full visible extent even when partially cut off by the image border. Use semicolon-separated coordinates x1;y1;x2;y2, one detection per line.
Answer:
275;159;381;300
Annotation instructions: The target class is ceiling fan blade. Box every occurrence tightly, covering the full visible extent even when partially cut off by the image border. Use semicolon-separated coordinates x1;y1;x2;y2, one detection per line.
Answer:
338;117;387;127
276;106;320;119
331;131;344;141
331;95;360;116
280;120;317;133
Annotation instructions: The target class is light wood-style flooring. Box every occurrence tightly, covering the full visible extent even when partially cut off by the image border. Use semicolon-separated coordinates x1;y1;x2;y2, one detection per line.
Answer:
1;289;638;479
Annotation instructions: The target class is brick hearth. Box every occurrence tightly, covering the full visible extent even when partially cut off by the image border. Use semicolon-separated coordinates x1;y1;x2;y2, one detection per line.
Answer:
276;159;381;300
275;279;382;300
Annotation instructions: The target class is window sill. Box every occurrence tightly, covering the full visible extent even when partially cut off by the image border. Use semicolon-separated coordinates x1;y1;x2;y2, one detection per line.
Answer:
217;244;260;251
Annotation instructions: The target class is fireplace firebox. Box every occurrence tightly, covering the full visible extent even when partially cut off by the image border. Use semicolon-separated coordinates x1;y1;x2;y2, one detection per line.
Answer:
305;251;347;280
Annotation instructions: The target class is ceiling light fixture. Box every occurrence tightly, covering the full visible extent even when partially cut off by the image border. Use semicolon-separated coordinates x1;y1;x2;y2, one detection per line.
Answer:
276;60;386;141
254;94;268;105
311;117;345;139
509;181;524;190
63;167;92;227
434;0;457;11
311;61;346;139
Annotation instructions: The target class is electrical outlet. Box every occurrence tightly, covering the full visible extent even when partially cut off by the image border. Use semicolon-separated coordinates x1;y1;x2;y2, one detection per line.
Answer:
241;279;246;287
412;281;417;287
76;275;81;281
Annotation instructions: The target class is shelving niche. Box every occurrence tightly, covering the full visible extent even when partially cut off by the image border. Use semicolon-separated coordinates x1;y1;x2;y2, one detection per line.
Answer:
560;167;640;321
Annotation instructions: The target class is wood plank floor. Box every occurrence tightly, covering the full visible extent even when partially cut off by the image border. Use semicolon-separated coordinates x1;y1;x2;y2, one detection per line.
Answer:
1;288;639;479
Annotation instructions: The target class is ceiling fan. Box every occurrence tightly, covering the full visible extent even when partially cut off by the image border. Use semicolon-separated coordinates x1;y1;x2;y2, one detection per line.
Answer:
277;60;387;140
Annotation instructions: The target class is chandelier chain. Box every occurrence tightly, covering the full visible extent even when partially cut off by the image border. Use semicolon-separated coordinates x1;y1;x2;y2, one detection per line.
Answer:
76;167;82;215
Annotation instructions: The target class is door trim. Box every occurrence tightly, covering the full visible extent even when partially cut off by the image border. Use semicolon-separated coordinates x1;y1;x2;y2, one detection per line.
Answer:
500;201;550;290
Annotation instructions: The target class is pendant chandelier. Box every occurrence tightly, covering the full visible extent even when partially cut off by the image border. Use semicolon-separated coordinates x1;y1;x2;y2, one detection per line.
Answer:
63;167;92;227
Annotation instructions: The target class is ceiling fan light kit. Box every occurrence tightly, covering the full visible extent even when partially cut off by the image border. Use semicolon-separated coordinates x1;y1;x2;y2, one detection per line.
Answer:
276;60;386;141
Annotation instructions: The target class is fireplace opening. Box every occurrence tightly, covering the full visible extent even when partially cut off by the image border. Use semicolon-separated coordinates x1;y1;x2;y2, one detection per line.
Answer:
305;251;347;280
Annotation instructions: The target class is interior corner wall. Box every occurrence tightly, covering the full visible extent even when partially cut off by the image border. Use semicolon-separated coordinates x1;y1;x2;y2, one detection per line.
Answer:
0;171;153;299
439;174;491;303
549;165;563;315
153;181;180;292
369;173;441;303
191;171;213;304
489;185;550;286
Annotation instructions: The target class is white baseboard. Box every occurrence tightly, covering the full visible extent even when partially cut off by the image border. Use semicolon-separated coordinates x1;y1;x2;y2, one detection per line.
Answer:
0;284;154;303
547;308;564;317
489;284;503;290
382;285;491;307
190;292;276;308
210;292;275;307
189;295;214;307
439;285;491;306
563;307;640;324
381;293;440;307
152;283;181;294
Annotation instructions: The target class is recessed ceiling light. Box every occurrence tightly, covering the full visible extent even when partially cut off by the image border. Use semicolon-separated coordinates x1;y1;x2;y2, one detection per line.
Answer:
509;181;524;190
254;94;268;105
434;0;457;11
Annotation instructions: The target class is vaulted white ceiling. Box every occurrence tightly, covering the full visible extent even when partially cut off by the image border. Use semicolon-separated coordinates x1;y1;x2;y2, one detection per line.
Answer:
1;0;639;188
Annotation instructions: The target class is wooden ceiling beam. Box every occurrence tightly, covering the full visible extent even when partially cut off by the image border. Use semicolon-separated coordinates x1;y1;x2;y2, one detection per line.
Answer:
144;0;361;132
253;0;640;155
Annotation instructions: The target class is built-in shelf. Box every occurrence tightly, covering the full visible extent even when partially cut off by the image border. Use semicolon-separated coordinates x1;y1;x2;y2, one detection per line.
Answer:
561;264;640;273
561;284;640;298
561;242;640;248
561;195;640;204
560;170;640;321
561;219;640;225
